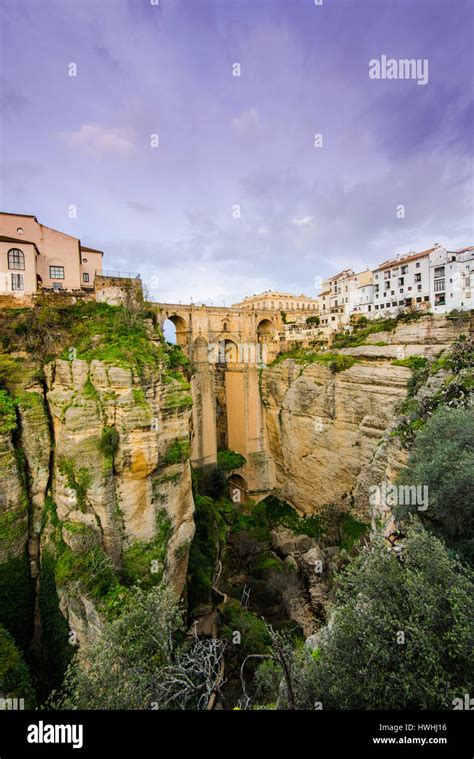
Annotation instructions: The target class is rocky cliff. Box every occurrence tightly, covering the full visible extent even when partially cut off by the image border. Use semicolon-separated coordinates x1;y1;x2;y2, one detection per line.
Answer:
260;315;469;519
0;302;195;667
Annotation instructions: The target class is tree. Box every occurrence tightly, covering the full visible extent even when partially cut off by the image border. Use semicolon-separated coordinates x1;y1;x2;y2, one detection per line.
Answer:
155;635;226;710
291;523;474;710
55;586;183;709
394;406;474;564
0;624;36;707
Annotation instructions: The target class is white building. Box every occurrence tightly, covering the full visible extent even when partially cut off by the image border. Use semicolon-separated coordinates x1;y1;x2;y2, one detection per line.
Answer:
372;249;431;318
429;245;474;313
352;282;375;317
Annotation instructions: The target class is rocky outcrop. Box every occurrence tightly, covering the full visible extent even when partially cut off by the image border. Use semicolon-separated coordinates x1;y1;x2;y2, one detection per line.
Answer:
261;315;467;519
1;352;195;651
43;358;195;604
261;359;410;515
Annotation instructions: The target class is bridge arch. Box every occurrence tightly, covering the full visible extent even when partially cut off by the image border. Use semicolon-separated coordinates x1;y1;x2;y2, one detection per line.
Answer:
257;318;275;341
164;314;188;346
228;473;248;505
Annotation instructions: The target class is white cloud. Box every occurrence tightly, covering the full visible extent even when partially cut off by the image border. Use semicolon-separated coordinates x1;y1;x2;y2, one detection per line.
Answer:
292;215;315;226
59;124;133;154
231;108;261;139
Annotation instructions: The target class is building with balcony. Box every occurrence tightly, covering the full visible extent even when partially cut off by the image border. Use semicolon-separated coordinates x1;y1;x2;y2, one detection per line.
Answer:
429;245;474;313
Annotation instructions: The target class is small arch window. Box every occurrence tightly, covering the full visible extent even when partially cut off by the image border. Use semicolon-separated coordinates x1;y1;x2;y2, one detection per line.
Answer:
8;248;25;270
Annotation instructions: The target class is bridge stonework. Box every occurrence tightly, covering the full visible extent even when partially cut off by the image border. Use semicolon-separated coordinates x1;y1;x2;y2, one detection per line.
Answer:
153;303;282;501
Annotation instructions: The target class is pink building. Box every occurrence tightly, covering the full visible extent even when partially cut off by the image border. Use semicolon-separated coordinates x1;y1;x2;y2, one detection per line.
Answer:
0;212;103;297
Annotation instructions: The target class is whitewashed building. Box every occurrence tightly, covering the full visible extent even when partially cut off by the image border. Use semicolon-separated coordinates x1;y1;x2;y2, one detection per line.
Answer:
429;245;474;313
372;249;431;318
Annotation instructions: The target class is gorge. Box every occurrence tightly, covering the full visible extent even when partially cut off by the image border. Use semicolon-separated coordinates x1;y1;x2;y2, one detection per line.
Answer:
0;297;472;709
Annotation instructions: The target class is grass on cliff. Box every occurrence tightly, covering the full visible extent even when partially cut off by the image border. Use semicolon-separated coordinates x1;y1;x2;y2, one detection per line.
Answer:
0;300;189;374
272;350;356;373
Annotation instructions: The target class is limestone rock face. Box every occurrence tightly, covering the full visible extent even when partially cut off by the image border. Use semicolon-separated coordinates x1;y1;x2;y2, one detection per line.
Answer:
261;315;465;519
43;359;195;598
261;360;410;515
1;355;195;649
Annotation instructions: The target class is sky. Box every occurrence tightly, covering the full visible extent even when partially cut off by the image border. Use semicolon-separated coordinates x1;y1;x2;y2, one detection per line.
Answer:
0;0;473;305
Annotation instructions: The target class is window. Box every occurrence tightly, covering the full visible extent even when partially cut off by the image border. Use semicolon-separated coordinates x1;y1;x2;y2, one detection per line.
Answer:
401;265;408;275
416;297;422;303
399;300;404;305
50;266;64;279
8;248;25;270
416;262;420;268
53;282;63;292
415;273;421;282
424;296;429;301
83;272;90;283
398;277;404;286
434;279;445;292
434;266;445;278
417;285;422;292
11;273;24;291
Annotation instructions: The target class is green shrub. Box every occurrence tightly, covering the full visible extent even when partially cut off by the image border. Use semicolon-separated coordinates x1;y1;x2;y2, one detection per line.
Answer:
122;511;171;589
293;524;474;709
0;389;16;433
329;354;356;373
394;406;474;564
99;426;119;461
58;459;92;511
0;624;35;705
217;450;246;471
163;437;190;465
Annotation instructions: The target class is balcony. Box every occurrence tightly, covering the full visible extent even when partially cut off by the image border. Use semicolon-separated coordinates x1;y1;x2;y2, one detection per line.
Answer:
96;270;141;279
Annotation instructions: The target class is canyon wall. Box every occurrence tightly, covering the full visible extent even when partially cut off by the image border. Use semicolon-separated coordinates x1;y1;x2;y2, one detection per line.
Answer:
0;354;195;650
260;315;469;519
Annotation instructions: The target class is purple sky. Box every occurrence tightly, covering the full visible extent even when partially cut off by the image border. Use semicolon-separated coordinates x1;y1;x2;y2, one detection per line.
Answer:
0;0;473;305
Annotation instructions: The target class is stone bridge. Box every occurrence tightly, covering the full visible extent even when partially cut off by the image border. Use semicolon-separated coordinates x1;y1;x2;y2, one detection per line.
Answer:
152;302;283;502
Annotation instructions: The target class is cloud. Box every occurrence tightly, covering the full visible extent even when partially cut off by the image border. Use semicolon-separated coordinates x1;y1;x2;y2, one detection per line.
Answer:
58;124;133;154
292;215;314;226
231;108;262;140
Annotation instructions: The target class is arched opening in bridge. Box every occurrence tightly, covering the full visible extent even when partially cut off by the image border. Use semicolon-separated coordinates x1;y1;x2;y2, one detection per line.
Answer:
217;338;239;365
163;315;187;346
257;318;274;342
228;474;248;505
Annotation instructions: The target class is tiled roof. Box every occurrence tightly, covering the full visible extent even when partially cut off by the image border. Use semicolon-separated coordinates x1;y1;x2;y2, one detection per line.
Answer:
376;248;434;271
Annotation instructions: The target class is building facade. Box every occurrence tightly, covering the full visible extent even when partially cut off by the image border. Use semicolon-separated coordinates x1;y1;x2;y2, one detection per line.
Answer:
429;245;474;313
0;212;103;297
232;290;319;320
372;249;431;317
